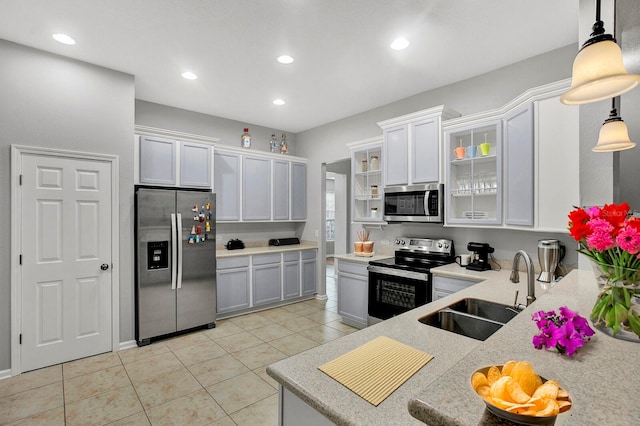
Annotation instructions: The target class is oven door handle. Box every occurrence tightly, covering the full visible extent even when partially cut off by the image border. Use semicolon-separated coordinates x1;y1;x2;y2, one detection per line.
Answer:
367;265;429;281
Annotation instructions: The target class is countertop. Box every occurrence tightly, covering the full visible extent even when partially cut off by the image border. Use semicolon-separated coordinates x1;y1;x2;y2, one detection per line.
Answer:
333;253;394;264
216;241;317;258
267;263;640;425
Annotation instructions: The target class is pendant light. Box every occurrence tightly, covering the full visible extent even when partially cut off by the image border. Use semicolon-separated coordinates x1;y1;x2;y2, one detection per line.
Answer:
592;98;636;152
560;0;640;105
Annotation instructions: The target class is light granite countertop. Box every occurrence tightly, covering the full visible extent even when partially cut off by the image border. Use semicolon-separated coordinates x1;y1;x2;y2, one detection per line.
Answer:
267;263;640;425
333;253;394;264
216;241;318;258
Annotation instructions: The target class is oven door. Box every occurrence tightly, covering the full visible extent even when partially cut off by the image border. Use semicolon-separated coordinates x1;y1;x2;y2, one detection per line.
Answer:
367;265;431;324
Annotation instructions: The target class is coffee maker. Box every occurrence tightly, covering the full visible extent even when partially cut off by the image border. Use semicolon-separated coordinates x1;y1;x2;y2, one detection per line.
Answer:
537;239;565;282
466;242;495;271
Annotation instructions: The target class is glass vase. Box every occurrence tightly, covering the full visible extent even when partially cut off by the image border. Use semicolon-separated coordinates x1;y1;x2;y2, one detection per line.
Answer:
590;261;640;342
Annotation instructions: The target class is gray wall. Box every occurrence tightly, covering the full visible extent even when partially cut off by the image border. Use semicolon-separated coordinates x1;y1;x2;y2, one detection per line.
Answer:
296;45;581;269
0;40;135;371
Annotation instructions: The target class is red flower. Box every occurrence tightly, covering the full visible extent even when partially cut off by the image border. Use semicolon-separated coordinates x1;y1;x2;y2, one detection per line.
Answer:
568;207;591;241
601;202;630;234
628;217;640;233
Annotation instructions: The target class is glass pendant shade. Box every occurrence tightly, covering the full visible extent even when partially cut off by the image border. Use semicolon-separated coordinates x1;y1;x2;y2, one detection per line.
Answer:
593;116;636;152
561;40;640;105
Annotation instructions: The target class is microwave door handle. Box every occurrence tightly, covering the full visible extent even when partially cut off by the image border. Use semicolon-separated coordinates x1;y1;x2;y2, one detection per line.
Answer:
170;213;177;290
176;213;183;288
423;191;429;215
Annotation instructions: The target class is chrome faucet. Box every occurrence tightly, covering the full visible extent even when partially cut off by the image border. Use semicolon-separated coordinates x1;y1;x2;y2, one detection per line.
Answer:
510;250;536;307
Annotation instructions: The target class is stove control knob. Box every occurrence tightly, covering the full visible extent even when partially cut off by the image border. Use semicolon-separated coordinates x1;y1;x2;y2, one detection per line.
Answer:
400;240;405;246
444;243;449;249
394;239;400;245
438;242;443;248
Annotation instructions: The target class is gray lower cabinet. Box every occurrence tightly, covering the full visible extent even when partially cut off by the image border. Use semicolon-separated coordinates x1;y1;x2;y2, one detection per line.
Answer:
283;252;300;299
301;250;317;295
253;254;282;306
243;155;272;221
291;162;307;220
216;257;250;313
432;274;479;301
337;259;368;329
214;151;241;221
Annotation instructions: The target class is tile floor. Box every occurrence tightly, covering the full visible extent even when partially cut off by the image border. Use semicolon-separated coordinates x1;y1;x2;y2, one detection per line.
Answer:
0;262;351;426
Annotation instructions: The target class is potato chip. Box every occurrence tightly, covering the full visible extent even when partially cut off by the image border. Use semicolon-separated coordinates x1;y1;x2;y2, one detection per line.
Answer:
501;360;517;377
486;366;502;385
489;376;512;401
557;387;570;399
488;396;519;410
558;399;572;413
471;372;489;390
476;384;490;399
506;378;530;404
504;402;536;413
532;380;559;400
533;398;560;417
511;361;538;396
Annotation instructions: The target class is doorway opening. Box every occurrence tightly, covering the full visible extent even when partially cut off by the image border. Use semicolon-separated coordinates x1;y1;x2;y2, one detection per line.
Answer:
324;159;351;291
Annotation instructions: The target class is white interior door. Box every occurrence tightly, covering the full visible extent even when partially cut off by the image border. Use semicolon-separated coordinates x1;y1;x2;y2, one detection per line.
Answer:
20;153;113;372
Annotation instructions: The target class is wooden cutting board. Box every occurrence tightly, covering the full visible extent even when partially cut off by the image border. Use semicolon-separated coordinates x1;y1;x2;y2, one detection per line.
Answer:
318;336;434;406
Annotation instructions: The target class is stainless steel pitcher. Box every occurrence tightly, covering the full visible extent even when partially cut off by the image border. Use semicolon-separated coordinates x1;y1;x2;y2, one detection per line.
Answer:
537;239;565;283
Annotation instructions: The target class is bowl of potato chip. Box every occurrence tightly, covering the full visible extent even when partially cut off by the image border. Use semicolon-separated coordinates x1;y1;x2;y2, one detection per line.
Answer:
470;360;572;425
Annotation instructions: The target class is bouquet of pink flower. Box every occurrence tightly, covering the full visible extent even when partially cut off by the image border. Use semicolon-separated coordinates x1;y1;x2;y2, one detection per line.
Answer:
532;306;594;356
568;202;640;337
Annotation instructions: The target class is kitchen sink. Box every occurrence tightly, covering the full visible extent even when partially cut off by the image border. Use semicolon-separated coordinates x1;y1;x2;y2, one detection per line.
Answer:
418;298;521;341
445;298;520;324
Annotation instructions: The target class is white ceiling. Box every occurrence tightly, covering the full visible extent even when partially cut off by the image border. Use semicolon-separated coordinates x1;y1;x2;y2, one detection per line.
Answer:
0;0;579;133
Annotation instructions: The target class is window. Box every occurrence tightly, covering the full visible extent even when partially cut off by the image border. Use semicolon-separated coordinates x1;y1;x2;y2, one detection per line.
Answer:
326;188;335;241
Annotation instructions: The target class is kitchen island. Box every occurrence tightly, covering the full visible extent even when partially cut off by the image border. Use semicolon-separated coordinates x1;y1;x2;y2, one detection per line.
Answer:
267;263;640;425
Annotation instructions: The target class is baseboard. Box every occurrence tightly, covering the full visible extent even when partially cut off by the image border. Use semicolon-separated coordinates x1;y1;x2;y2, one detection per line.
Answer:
118;340;137;351
0;369;12;380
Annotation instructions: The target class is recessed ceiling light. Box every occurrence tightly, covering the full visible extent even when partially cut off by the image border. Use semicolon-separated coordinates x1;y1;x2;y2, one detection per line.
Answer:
181;71;198;80
52;33;76;45
273;99;286;106
277;55;294;64
390;37;409;50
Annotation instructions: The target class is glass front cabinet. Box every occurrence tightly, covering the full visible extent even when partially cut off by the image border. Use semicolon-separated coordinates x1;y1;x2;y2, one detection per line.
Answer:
350;142;384;223
444;120;502;225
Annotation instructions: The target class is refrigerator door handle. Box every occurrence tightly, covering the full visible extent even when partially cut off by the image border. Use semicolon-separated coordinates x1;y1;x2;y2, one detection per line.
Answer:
177;213;183;288
170;213;177;290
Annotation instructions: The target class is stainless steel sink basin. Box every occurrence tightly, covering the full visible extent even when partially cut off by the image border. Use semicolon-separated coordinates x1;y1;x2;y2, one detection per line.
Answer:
446;298;519;324
418;298;521;341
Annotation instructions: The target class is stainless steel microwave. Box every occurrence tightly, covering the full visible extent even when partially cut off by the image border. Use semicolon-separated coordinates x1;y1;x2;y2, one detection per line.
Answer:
383;183;443;223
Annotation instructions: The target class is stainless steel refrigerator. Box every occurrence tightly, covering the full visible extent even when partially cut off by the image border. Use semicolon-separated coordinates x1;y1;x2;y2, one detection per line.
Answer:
135;187;216;346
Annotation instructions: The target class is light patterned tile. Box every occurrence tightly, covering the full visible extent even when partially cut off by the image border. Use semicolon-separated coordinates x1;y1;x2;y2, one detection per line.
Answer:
325;320;358;334
206;371;276;414
106;411;150;426
231;343;288;370
215;331;264;352
280;316;318;333
257;308;300;322
0;382;63;424
172;340;228;366
118;342;170;364
0;365;61;398
65;384;143;426
188;354;249;387
145;389;226;426
253;367;279;390
298;324;346;344
282;303;323;316
165;331;213;352
229;313;273;330
269;334;319;356
229;394;279;426
5;406;64;426
133;367;202;409
209;416;237;426
204;321;244;340
124;352;183;385
305;310;342;324
63;351;122;379
248;323;294;342
64;365;131;403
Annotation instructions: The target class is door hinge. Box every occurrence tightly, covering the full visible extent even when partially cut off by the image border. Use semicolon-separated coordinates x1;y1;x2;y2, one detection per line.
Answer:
19;174;22;185
19;334;22;344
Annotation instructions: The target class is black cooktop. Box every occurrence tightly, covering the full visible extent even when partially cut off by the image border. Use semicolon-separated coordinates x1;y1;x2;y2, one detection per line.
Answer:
369;250;454;273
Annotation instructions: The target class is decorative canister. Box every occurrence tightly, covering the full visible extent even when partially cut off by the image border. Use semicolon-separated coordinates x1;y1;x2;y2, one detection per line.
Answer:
371;185;378;197
370;207;378;218
361;159;368;172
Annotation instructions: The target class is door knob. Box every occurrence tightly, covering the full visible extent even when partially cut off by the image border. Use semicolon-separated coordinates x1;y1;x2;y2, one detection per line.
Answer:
100;263;109;271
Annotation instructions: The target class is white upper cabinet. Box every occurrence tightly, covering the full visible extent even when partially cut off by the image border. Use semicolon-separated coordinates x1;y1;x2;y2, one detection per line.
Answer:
213;147;307;222
443;79;578;233
378;106;460;188
139;135;212;188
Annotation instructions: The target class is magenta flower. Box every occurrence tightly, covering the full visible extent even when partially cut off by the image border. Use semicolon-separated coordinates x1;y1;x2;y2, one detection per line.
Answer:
586;205;601;218
531;307;594;356
586;230;615;251
616;225;640;254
